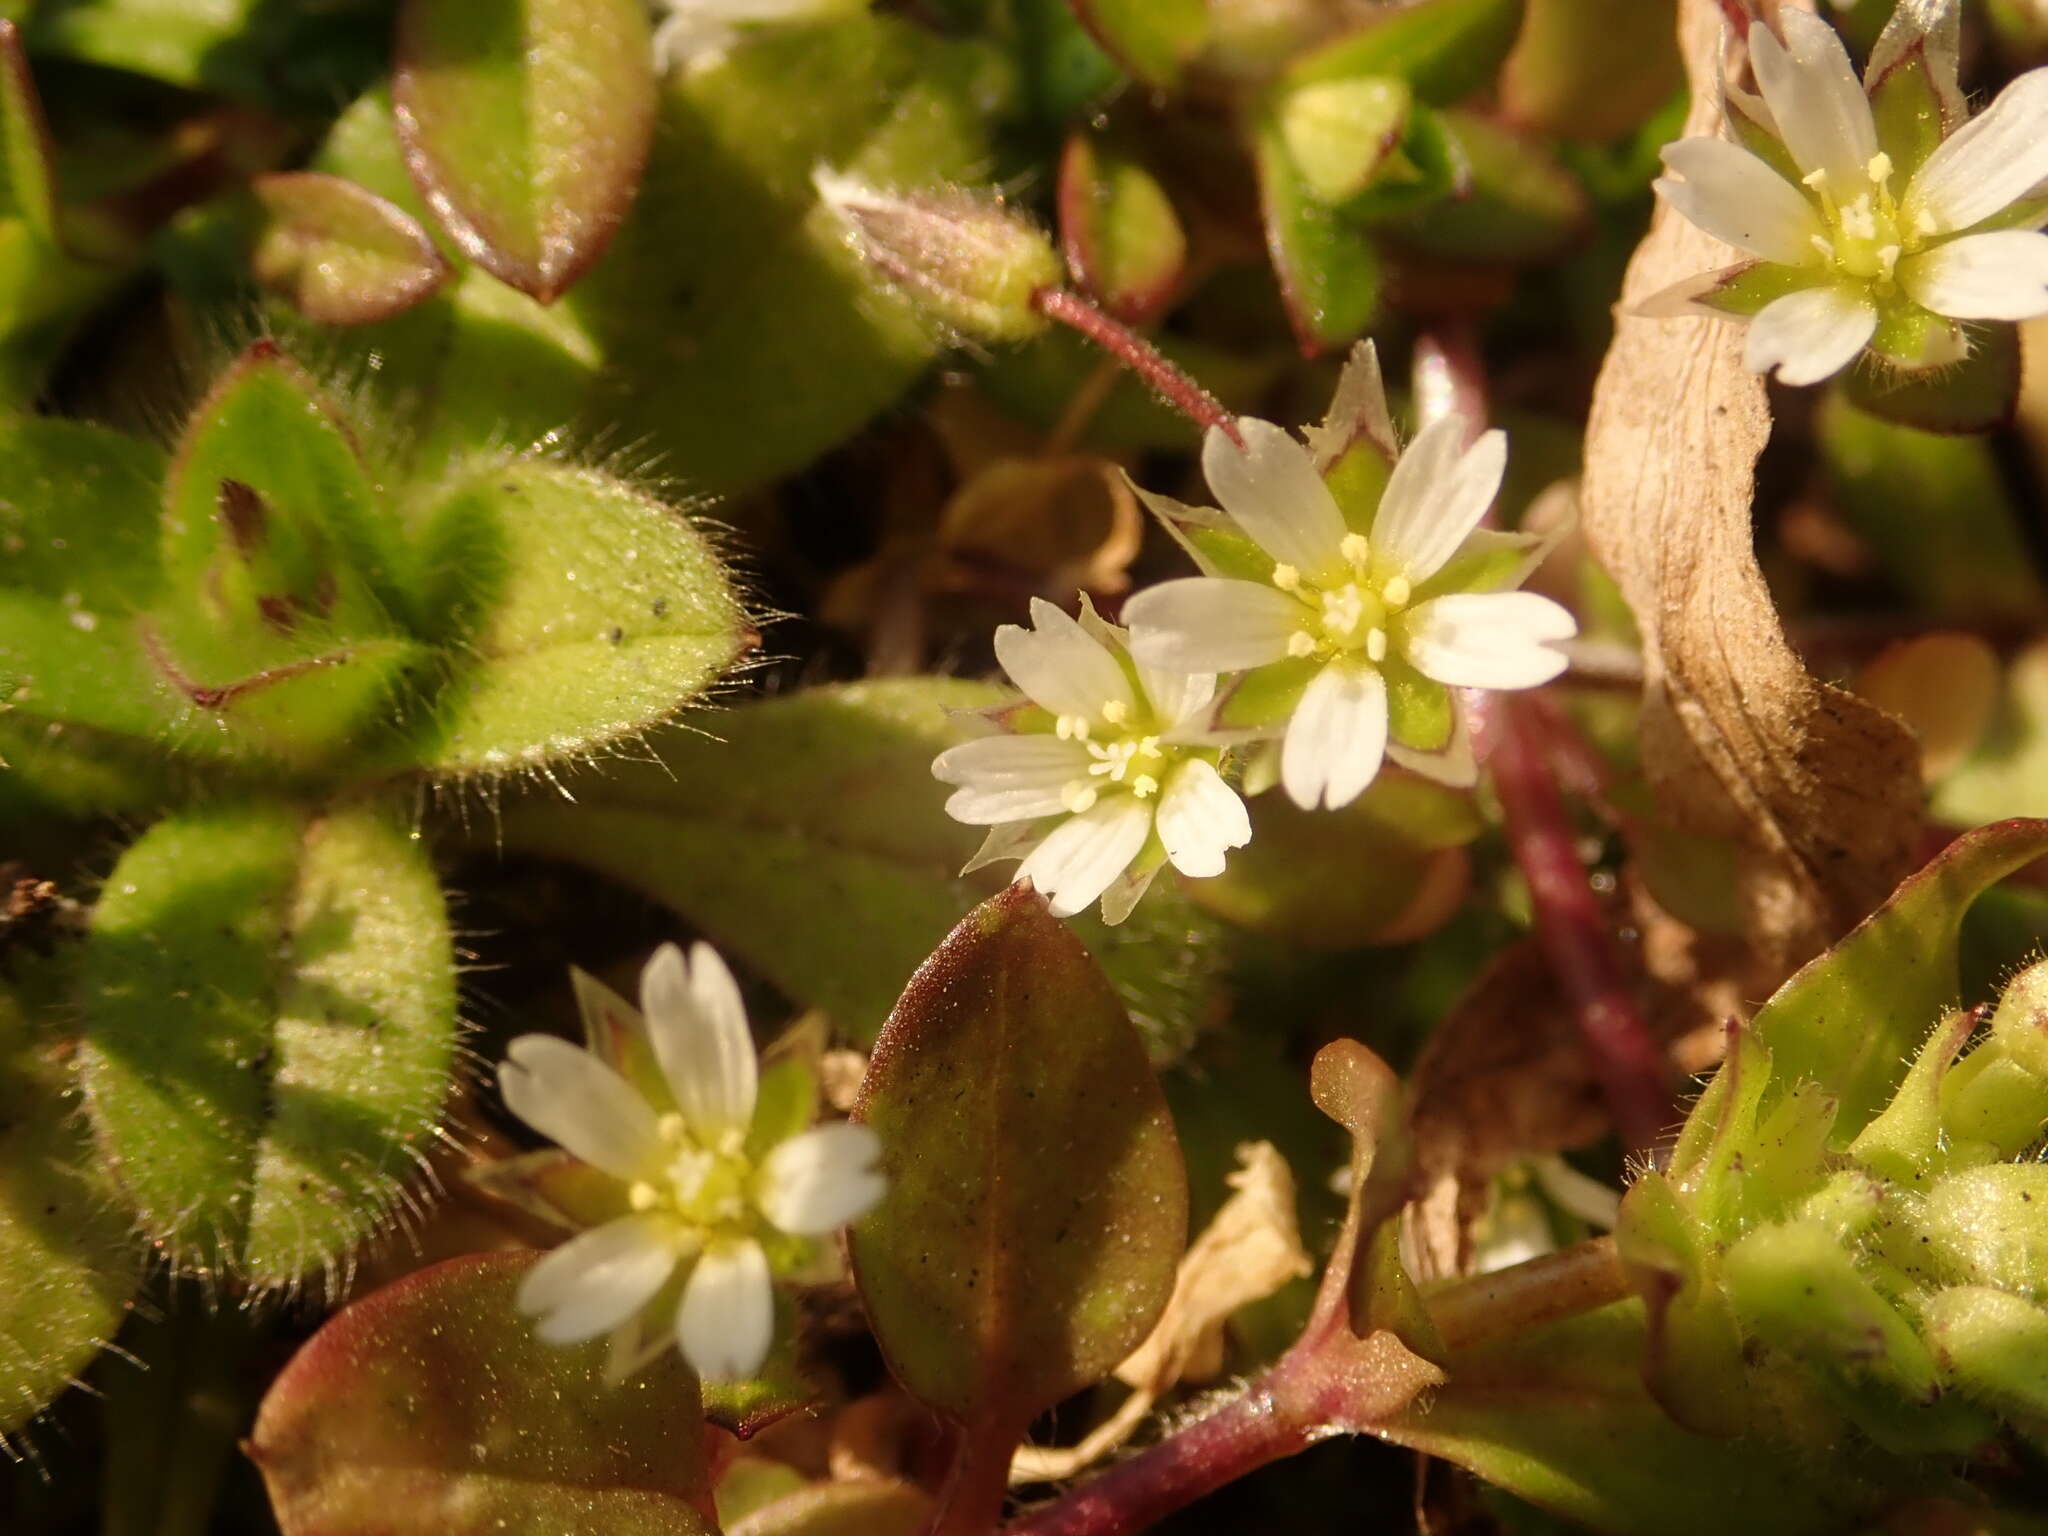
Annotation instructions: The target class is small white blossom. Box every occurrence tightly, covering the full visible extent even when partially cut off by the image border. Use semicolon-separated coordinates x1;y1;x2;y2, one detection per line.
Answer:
653;0;868;72
931;597;1251;925
1648;4;2048;384
1121;346;1574;813
493;943;883;1383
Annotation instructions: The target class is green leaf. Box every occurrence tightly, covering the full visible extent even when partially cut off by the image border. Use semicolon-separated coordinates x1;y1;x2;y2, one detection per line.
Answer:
849;885;1185;1503
1937;645;2048;825
1253;111;1382;354
727;1480;932;1536
1189;770;1478;948
1817;390;2045;617
1379;1304;1890;1535
1750;818;2048;1145
25;0;389;103
0;19;56;240
253;172;452;325
1498;0;1679;142
1286;0;1523;105
0;981;136;1440
1274;75;1413;206
393;0;656;302
1056;130;1186;325
79;800;459;1286
1383;110;1586;262
248;1252;714;1535
394;457;749;777
1066;0;1210;88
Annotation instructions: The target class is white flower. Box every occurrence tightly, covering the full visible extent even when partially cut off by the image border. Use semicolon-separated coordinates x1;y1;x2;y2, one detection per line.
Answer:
931;596;1251;925
653;0;868;71
1648;4;2048;384
1121;345;1574;813
491;942;884;1383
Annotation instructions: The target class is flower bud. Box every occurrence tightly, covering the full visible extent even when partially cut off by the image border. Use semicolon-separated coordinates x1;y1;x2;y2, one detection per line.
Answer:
812;168;1061;344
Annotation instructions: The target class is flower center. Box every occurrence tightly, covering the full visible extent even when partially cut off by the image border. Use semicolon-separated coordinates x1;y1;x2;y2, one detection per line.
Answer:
1273;532;1412;664
630;1114;754;1232
1805;154;1930;293
1053;702;1171;814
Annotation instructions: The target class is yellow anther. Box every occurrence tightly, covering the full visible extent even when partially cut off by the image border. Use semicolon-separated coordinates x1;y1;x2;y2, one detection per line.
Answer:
1365;627;1388;664
657;1113;686;1141
1339;532;1371;569
1055;713;1092;741
1271;562;1301;592
1061;781;1098;814
1867;151;1893;185
1382;575;1411;609
629;1181;661;1212
1100;699;1128;725
1131;774;1159;798
1287;631;1318;658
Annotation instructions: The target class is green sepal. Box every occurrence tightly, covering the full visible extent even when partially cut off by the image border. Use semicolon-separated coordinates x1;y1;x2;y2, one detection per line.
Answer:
1412;528;1545;601
1385;659;1452;753
1666;1026;1770;1240
1913;1165;2048;1295
1921;1285;2048;1420
1616;1170;1749;1438
1683;260;1825;320
1216;656;1319;733
1867;44;1950;181
1324;433;1395;532
1182;523;1276;583
1845;1008;1975;1187
1844;321;2020;435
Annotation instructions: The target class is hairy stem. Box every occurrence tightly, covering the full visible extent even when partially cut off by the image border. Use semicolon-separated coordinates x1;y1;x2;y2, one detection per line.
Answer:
1492;694;1673;1154
1031;288;1242;447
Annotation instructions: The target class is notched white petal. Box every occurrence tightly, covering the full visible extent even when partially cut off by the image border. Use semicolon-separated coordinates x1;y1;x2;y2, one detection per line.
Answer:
1200;418;1348;578
1375;422;1507;584
1900;230;2048;320
1280;661;1389;812
1124;578;1303;673
1155;759;1251;878
756;1121;887;1234
1654;138;1825;266
676;1239;775;1382
500;1035;663;1182
1749;10;1878;189
994;597;1136;722
1402;591;1577;691
520;1216;680;1344
1015;797;1154;919
1905;68;2048;235
1742;283;1877;385
641;942;759;1142
933;735;1092;824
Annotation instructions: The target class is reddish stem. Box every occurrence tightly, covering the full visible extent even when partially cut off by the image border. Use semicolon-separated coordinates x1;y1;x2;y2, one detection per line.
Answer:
1031;288;1242;447
1491;694;1673;1154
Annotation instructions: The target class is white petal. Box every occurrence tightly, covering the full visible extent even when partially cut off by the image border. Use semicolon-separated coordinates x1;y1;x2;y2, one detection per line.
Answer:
1281;661;1389;812
932;735;1092;823
518;1216;680;1344
640;942;758;1141
1402;591;1577;690
500;1036;662;1181
676;1239;775;1382
1905;68;2048;235
755;1122;886;1235
1200;418;1348;578
1124;578;1304;673
1372;420;1507;584
1653;138;1825;266
1900;230;2048;320
1743;284;1877;385
993;598;1135;723
1154;759;1251;878
1015;797;1154;918
1138;663;1216;736
1749;11;1878;190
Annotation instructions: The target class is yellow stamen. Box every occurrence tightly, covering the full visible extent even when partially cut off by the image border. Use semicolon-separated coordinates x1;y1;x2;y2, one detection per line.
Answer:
1339;532;1371;570
629;1181;661;1211
1101;699;1128;726
1866;152;1893;185
1061;781;1098;814
1382;575;1411;609
1287;631;1318;658
1271;562;1301;592
1365;627;1388;663
1132;774;1158;798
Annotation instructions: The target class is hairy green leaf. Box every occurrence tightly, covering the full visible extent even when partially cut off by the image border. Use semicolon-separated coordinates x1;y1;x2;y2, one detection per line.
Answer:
79;800;458;1286
249;1252;712;1535
394;0;656;301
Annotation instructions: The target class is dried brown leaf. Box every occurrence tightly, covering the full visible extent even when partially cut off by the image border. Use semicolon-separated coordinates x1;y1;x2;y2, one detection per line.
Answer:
1580;0;1921;964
